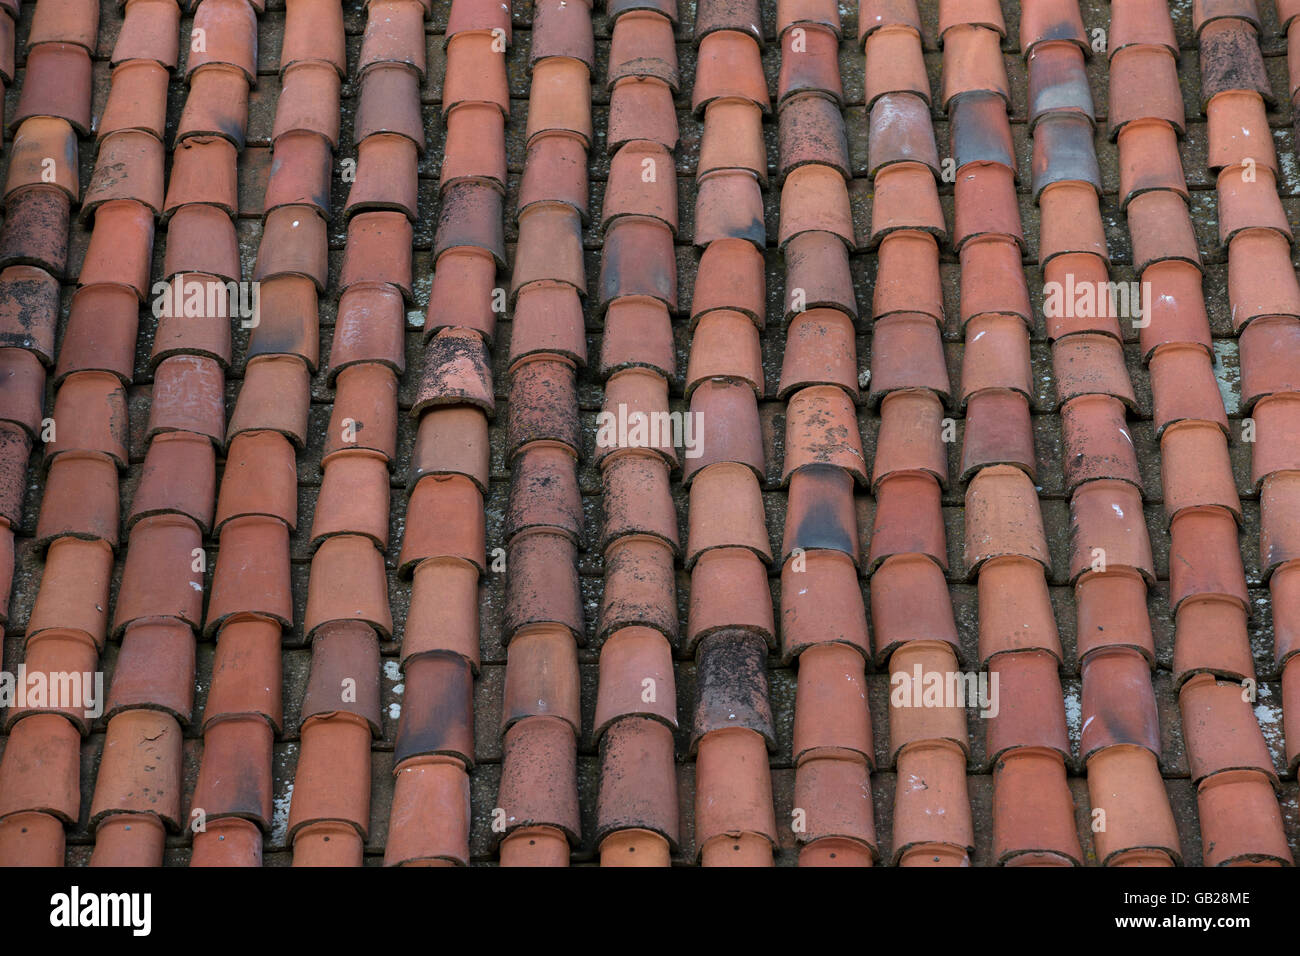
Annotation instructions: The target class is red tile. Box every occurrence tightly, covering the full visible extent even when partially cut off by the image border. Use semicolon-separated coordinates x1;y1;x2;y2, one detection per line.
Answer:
699;97;766;181
692;30;769;113
12;43;93;133
276;60;342;147
864;24;928;106
98;60;170;140
176;63;249;145
186;0;258;83
111;0;181;68
1108;0;1178;56
940;24;1009;108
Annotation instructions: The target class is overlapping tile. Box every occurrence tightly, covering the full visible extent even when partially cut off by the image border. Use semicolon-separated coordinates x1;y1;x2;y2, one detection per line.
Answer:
1272;0;1300;806
776;0;877;868
269;0;383;868
861;0;969;867
1024;0;1179;867
0;0;103;866
493;0;586;867
941;0;1082;866
685;0;778;868
593;0;678;867
1182;0;1292;864
161;0;267;867
385;0;502;867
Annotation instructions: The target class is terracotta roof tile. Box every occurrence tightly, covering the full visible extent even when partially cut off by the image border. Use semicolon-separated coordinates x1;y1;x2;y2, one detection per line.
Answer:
426;246;497;338
684;377;763;479
976;556;1061;661
1026;40;1093;128
690;235;762;321
1147;341;1230;435
34;451;119;548
1026;0;1188;861
503;443;582;543
261;132;335;214
1108;0;1179;57
1116;119;1187;207
506;358;578;454
864;24;927;106
1205;88;1275;173
961;388;1035;479
777;0;839;36
866;91;937;176
129;429;216;532
1198;17;1272;106
1031;112;1101;197
1017;0;1086;53
938;0;1005;40
6;117;78;202
1107;45;1184;137
1196;770;1291;866
689;308;763;394
110;0;180;68
779;162;854;248
1042;253;1122;340
12;43;93;134
1074;568;1154;661
777;307;857;398
874;230;942;319
607;75;678;150
175;63;250;145
594;717;679;860
79;201;156;298
83;131;165;216
187;0;257;83
777;22;842;105
872;558;954;658
694;0;762;43
858;0;921;46
991;747;1083;865
599;451;677;552
518;132;586;214
891;741;973;865
600;295;672;376
871;159;946;244
694;29;769;113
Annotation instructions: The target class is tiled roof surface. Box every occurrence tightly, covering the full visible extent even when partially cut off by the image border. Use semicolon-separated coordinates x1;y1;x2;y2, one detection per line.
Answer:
0;0;1295;866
